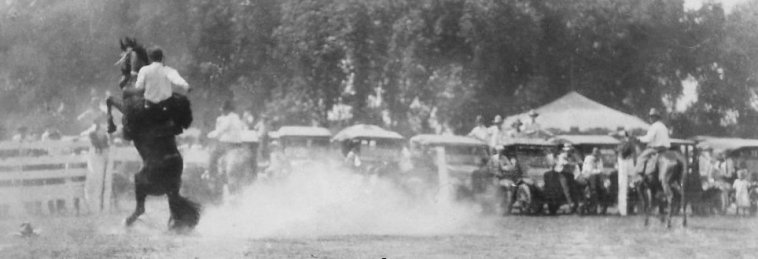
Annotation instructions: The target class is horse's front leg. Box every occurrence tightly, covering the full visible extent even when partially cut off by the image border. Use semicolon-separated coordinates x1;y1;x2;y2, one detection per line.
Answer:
125;180;146;227
105;96;124;134
663;184;675;229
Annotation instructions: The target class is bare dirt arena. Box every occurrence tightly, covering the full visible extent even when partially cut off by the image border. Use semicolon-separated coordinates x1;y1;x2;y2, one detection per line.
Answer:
1;170;757;258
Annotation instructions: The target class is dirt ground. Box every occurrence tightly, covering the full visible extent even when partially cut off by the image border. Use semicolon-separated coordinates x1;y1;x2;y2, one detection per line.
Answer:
0;198;756;259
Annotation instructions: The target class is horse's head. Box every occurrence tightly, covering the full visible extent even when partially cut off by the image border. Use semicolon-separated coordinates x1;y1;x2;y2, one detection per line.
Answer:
116;37;149;88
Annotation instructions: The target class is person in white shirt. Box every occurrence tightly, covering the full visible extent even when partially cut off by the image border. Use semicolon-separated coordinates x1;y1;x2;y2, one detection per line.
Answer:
522;110;542;136
635;108;671;175
134;47;190;105
207;101;246;176
581;147;604;179
467;115;489;143
488;115;503;151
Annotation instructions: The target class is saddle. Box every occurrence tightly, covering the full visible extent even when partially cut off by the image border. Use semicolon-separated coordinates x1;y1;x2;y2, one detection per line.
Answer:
643;152;660;176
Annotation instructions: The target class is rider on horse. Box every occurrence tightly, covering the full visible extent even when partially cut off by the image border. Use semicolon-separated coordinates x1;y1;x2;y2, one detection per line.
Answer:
110;44;192;141
635;108;671;179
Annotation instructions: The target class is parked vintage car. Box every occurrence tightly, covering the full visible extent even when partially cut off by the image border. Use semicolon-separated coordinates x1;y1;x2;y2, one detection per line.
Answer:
332;124;405;176
270;126;333;170
495;138;559;215
406;134;489;201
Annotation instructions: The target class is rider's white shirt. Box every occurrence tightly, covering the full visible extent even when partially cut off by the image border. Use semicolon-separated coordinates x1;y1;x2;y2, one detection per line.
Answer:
135;62;190;104
639;121;670;148
207;112;245;143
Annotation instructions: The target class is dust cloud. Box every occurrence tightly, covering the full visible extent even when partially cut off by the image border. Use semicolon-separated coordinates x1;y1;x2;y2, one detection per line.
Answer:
197;164;488;238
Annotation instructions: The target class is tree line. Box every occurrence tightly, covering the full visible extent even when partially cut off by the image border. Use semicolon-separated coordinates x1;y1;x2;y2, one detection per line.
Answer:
0;0;756;139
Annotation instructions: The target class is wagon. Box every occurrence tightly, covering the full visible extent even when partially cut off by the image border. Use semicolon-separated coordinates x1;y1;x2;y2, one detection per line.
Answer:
332;124;405;176
407;134;489;201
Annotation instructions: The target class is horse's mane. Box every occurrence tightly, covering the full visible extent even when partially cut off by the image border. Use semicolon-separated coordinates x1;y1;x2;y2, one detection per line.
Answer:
119;37;149;75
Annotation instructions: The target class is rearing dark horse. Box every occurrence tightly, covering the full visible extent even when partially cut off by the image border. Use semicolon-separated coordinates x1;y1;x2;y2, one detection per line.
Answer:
629;137;688;228
108;37;200;231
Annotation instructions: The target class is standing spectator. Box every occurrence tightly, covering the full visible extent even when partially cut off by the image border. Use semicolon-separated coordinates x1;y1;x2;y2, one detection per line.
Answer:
83;119;112;213
207;100;246;177
242;110;255;130
505;119;524;139
581;148;604;180
616;129;635;216
699;147;715;184
488;115;503;151
733;169;752;216
255;114;271;162
712;151;735;213
522;110;541;136
467;115;489;143
77;97;108;133
11;126;29;142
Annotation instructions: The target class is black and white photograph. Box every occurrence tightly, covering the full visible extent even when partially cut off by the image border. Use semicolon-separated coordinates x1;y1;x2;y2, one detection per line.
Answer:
0;0;756;258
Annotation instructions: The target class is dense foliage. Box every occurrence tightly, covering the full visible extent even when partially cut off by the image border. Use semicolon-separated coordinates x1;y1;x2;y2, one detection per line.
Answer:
0;0;756;139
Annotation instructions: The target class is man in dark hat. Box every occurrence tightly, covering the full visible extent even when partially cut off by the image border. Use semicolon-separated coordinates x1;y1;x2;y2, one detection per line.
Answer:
635;108;671;176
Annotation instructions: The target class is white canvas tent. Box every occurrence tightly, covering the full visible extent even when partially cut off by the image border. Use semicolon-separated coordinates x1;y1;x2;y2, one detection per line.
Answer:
504;91;649;132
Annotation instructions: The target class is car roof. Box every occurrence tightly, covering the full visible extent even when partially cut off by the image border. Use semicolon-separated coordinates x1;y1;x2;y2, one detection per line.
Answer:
332;124;404;142
551;135;620;146
274;126;332;138
694;136;758;152
410;134;487;147
501;138;555;147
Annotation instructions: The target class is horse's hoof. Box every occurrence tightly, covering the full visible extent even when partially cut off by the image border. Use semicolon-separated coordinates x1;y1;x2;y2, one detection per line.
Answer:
124;216;137;227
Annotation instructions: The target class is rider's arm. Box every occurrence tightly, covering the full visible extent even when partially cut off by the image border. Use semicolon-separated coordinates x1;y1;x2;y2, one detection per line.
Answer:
639;123;661;144
165;67;190;91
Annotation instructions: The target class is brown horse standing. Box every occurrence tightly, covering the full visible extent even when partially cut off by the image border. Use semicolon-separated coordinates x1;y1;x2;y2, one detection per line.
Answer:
631;137;688;228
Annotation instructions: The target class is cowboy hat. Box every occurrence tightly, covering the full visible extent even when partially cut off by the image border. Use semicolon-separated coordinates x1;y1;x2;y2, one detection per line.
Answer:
562;143;574;151
528;109;539;117
492;115;503;124
512;119;523;127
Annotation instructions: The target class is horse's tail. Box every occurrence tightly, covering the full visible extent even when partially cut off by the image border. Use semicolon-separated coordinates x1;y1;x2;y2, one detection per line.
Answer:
169;194;201;231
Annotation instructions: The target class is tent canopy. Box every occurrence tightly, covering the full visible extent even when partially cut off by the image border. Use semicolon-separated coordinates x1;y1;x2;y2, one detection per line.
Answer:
504;91;649;132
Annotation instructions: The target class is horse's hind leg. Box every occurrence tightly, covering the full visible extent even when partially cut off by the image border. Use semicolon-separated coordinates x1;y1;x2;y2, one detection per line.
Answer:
642;184;652;226
167;191;200;232
125;183;146;227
